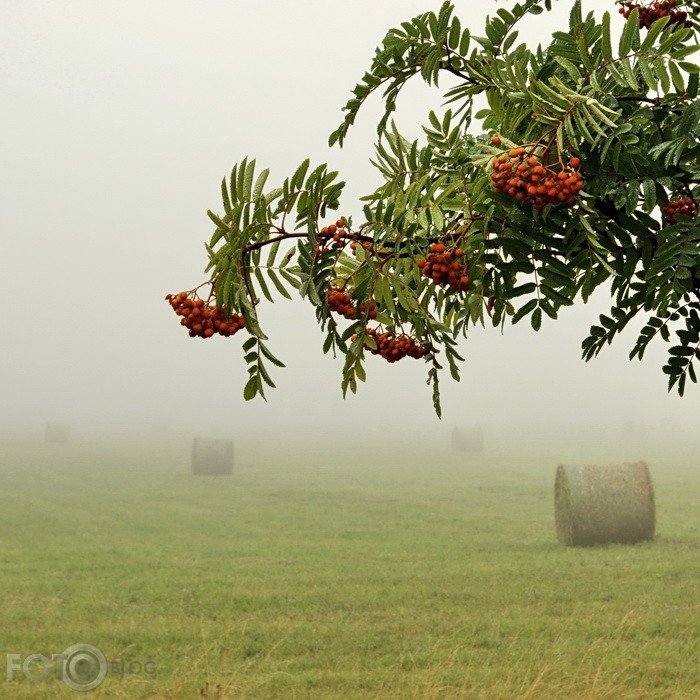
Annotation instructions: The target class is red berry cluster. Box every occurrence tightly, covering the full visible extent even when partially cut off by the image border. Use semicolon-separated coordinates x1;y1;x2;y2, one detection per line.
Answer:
662;197;697;224
327;288;378;319
363;328;431;363
417;243;469;292
618;1;692;29
166;292;245;338
491;148;584;209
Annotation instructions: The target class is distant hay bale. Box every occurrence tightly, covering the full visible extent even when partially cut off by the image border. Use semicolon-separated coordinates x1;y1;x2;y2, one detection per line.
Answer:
45;422;70;444
554;462;655;546
451;427;484;452
191;438;233;476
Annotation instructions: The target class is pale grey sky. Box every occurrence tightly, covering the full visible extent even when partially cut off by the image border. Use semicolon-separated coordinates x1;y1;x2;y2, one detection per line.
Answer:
1;1;697;444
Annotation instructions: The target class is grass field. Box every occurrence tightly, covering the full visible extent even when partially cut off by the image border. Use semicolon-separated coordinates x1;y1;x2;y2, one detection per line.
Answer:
0;436;698;699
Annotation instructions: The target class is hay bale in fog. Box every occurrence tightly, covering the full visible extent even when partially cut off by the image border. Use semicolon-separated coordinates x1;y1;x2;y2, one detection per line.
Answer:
45;422;70;444
451;427;484;452
554;462;655;546
191;438;233;476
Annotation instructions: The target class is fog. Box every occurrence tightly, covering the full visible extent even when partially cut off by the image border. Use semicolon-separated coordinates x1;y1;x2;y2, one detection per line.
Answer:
2;0;698;450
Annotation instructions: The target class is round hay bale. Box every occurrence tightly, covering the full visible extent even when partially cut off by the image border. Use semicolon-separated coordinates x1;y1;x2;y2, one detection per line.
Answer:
554;462;655;546
45;422;70;444
191;438;233;476
451;427;484;452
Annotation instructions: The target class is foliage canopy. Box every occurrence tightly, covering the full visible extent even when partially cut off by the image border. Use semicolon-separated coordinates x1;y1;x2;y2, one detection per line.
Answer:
169;0;700;416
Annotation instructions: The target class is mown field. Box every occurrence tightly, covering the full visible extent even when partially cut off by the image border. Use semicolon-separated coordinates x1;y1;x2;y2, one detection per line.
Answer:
0;436;698;699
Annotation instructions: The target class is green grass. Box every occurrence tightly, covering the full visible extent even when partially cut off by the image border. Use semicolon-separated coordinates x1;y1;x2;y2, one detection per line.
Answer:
0;437;698;699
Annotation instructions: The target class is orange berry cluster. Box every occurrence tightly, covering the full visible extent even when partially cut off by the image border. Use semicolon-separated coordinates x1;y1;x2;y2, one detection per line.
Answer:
417;243;469;292
491;148;584;209
662;197;697;224
166;292;245;338
327;288;355;317
350;240;373;256
618;1;692;29
357;301;378;319
363;328;431;363
315;219;348;255
327;288;378;319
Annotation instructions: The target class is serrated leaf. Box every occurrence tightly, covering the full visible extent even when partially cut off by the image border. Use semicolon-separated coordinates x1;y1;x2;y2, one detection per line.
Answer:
267;268;292;299
625;180;641;216
279;268;302;289
601;12;613;62
243;376;258;401
669;60;685;92
429;204;444;230
266;239;281;268
257;360;276;388
448;16;461;50
252;168;270;201
242;159;256;200
512;298;538;324
291;159;310;189
254;268;273;302
641;179;657;213
207;210;230;231
541;285;574;306
619;9;639;56
221;178;232;214
504;282;537;299
459;27;471;56
259;342;286;368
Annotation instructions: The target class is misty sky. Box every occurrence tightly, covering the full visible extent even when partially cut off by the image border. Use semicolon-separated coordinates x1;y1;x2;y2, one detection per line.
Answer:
2;1;698;443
